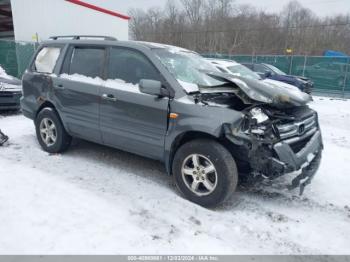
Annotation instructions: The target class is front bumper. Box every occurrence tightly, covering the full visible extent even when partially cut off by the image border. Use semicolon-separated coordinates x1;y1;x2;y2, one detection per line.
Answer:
226;123;323;194
273;130;322;173
0;91;21;111
272;130;323;194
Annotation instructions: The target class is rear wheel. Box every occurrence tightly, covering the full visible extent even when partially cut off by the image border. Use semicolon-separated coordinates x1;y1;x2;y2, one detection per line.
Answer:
172;139;238;207
35;107;71;153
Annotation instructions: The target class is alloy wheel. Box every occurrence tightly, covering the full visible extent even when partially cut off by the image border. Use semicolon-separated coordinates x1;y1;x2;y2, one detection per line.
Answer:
39;118;57;147
181;154;218;196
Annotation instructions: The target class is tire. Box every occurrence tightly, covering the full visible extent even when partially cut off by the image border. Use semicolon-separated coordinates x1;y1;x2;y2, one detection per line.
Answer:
35;107;72;153
172;139;238;208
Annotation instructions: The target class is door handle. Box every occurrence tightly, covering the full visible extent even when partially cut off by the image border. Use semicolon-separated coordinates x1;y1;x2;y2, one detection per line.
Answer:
102;94;117;102
54;84;65;90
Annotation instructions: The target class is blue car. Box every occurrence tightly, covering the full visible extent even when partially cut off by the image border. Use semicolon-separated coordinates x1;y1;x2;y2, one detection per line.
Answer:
242;63;314;94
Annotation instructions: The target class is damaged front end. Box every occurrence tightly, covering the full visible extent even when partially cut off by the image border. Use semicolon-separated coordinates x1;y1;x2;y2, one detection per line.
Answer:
194;71;323;194
189;70;323;194
225;105;323;195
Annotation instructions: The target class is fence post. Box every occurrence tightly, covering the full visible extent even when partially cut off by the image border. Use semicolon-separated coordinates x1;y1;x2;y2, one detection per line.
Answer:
343;57;349;98
302;55;307;77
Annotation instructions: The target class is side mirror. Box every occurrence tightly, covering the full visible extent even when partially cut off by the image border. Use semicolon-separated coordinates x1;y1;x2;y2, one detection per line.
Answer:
264;71;272;78
139;79;168;97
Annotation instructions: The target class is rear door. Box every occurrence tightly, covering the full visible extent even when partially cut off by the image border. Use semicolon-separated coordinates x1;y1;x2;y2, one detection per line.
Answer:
53;45;106;143
99;47;169;160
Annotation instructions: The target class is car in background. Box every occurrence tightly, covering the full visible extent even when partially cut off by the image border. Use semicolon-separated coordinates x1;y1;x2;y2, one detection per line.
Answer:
0;66;22;111
207;59;309;94
297;62;349;88
242;63;314;94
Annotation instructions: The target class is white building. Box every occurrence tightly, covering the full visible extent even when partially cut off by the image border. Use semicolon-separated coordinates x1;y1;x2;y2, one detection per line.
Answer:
0;0;129;41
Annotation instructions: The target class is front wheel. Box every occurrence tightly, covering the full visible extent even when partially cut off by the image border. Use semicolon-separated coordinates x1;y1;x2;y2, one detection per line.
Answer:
172;139;238;208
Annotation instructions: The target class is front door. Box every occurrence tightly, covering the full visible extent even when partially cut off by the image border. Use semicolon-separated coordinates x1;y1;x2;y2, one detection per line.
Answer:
99;47;169;160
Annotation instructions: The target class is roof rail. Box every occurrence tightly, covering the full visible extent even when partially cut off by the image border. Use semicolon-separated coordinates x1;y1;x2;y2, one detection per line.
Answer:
49;35;117;41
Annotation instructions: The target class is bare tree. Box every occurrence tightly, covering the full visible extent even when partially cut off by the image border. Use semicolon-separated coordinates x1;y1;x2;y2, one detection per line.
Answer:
128;0;350;55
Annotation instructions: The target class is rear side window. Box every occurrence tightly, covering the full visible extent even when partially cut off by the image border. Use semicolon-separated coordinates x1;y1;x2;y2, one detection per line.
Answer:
108;47;160;85
34;47;61;73
66;47;105;78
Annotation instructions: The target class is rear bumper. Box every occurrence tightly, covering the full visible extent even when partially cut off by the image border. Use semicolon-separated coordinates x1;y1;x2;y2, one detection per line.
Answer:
0;91;21;111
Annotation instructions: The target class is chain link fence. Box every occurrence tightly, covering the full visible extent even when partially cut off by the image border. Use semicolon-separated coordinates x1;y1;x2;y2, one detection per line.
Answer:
1;39;350;98
0;40;37;78
204;54;350;98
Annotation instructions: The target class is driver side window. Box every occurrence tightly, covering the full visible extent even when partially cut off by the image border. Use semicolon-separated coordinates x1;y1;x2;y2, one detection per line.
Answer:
108;48;161;86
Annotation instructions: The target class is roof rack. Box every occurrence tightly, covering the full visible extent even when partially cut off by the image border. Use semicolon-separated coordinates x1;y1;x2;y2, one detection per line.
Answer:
49;35;117;41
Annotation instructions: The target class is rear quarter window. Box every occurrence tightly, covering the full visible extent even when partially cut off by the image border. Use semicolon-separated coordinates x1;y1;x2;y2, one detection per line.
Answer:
34;47;61;74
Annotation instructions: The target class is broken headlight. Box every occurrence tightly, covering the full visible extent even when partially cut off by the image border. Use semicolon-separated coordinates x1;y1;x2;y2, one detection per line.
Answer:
250;107;269;124
238;107;276;140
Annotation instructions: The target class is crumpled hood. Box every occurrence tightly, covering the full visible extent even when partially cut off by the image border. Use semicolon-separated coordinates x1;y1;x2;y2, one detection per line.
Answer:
205;71;312;107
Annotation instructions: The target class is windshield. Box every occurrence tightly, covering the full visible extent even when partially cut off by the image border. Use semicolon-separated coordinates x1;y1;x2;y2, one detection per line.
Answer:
153;48;226;91
264;64;287;75
227;64;261;80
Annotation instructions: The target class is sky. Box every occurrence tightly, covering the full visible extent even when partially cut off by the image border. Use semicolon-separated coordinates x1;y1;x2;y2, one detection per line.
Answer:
96;0;350;17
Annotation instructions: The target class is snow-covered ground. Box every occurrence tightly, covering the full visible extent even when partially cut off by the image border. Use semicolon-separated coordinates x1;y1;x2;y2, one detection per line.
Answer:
0;97;349;255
